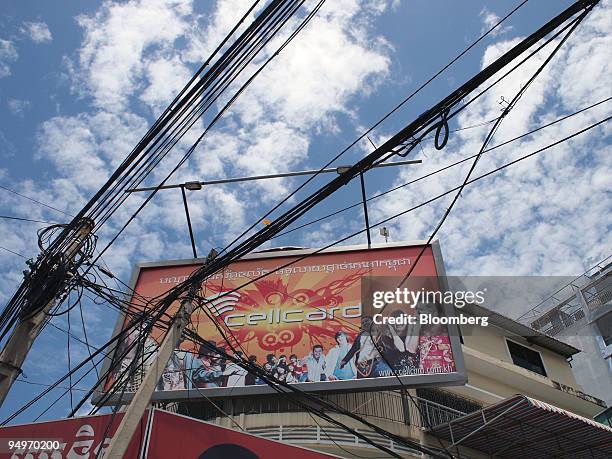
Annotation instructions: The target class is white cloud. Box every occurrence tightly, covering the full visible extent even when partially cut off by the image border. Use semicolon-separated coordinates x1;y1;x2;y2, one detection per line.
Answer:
480;7;513;37
7;99;31;117
139;55;192;115
369;0;612;299
69;0;193;112
0;130;17;158
0;39;18;78
232;1;391;128
36;112;149;191
2;0;395;296
20;21;53;44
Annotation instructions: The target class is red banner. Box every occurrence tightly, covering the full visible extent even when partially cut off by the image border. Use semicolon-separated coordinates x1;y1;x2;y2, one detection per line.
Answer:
0;410;336;458
147;410;336;458
0;412;146;458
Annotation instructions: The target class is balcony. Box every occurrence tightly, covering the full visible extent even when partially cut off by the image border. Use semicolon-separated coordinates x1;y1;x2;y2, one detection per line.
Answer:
177;388;480;429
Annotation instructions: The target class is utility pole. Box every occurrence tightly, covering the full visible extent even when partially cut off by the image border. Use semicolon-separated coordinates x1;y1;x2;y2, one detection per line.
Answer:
0;218;95;407
103;293;195;458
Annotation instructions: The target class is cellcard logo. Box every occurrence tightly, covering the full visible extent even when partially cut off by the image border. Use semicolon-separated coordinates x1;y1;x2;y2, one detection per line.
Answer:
203;291;241;316
372;287;486;309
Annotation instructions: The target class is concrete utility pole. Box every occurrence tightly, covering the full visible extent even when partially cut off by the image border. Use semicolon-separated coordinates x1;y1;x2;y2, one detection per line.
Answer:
103;295;194;458
0;218;95;407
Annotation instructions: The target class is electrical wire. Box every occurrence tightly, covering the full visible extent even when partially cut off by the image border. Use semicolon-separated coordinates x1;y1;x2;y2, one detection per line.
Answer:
1;2;609;456
0;215;59;225
0;184;73;217
271;95;611;241
0;246;26;259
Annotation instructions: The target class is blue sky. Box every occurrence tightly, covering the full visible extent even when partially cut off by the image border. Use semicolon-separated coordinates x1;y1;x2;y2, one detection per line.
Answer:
0;0;610;423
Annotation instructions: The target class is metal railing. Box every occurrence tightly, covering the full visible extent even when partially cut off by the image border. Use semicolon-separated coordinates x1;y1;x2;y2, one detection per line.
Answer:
583;274;612;312
415;397;467;428
179;388;478;429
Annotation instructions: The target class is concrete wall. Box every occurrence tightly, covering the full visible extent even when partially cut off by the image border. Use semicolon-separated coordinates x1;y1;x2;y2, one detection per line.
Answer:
461;321;579;387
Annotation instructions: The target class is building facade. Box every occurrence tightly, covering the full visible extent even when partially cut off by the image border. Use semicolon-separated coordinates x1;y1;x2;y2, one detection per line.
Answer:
169;302;609;458
521;260;612;406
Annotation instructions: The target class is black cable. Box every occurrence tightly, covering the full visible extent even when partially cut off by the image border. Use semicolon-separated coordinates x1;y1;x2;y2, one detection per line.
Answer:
3;0;601;442
207;0;532;261
271;96;611;241
184;331;445;458
0;0;307;344
1;299;170;424
125;0;599;334
79;299;100;381
0;246;26;259
15;378;92;393
14;110;606;449
87;0;322;268
0;184;73;217
67;301;73;412
185;114;611;341
0;215;59;224
379;2;596;320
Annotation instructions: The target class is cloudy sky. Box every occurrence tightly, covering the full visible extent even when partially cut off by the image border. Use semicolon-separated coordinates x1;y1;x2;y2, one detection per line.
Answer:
0;0;610;422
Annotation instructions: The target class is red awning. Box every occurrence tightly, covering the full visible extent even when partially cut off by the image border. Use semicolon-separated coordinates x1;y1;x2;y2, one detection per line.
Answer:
428;394;612;458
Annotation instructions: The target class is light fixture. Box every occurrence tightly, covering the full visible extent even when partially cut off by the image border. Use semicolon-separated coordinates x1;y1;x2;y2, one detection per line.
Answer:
184;181;202;191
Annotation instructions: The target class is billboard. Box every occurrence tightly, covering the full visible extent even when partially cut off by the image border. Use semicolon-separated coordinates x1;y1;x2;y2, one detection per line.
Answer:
0;409;337;458
96;241;466;403
0;411;147;458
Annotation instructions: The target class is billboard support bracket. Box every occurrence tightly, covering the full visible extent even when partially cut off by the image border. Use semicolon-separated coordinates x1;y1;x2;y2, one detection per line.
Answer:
180;185;198;259
359;172;372;249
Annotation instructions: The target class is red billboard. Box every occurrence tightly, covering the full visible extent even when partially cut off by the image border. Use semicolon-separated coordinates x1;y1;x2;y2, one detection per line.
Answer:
0;410;337;458
98;242;466;402
0;411;146;458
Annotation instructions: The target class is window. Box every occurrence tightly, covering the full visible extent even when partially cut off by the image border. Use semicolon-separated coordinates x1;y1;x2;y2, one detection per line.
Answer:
596;313;612;346
506;339;547;377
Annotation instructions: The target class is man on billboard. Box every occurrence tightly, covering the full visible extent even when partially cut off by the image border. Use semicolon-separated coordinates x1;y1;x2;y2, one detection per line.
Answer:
192;342;223;388
304;345;327;382
224;351;248;387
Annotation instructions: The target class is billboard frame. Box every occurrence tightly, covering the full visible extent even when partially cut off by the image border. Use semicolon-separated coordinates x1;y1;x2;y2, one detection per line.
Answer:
93;240;467;405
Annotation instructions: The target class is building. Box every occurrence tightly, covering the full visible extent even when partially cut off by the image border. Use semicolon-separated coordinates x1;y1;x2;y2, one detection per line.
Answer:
100;242;612;458
172;300;610;458
519;258;612;406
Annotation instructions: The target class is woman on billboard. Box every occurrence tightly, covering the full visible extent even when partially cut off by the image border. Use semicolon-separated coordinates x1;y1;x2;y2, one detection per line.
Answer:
325;331;356;380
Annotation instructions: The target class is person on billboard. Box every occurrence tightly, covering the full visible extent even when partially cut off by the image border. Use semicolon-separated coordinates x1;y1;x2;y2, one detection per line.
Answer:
379;309;420;374
304;344;327;382
244;355;258;385
158;347;187;391
338;315;382;378
274;363;288;382
223;351;248;387
287;354;306;383
325;331;356;380
113;315;159;390
192;341;223;388
418;302;455;373
265;354;278;372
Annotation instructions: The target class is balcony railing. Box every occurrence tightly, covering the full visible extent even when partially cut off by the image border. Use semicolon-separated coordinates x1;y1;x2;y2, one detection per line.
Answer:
178;388;477;429
415;397;467;428
583;274;612;312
